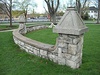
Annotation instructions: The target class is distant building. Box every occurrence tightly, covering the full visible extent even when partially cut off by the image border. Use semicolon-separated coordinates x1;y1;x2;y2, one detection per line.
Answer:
88;7;98;19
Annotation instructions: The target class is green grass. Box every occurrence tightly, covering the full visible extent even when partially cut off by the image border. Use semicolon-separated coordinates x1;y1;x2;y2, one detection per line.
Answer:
0;24;100;75
25;28;58;45
0;22;50;31
0;25;18;31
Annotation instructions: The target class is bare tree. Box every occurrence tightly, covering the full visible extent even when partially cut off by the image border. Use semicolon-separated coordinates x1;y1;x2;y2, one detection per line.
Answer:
76;0;88;15
14;0;37;22
44;0;60;23
91;0;100;23
0;0;12;27
76;0;81;14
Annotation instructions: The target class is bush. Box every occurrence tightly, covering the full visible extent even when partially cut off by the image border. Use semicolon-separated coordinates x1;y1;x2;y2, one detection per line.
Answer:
81;12;89;20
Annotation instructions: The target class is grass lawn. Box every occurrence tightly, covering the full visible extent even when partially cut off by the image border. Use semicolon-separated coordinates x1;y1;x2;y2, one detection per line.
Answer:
0;25;18;31
0;24;100;75
25;28;58;45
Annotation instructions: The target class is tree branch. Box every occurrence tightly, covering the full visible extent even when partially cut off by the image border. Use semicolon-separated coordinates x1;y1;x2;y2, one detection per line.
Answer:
55;0;59;13
0;5;10;17
51;0;54;12
82;0;87;8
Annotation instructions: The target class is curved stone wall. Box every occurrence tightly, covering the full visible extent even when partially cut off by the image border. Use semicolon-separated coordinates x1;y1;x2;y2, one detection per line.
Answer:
13;23;83;69
12;8;88;69
13;24;56;58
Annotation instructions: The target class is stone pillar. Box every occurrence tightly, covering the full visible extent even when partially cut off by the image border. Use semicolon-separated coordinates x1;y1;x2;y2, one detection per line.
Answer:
53;8;88;69
18;14;27;34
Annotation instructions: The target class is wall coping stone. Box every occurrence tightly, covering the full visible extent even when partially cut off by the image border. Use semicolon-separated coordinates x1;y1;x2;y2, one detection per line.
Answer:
13;26;56;51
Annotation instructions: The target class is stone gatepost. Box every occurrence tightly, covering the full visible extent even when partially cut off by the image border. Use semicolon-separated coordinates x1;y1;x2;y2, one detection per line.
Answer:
53;8;88;69
18;14;27;34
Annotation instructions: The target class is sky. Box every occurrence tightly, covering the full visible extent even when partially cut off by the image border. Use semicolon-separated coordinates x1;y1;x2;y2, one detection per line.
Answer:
22;0;95;14
34;0;45;13
33;0;69;13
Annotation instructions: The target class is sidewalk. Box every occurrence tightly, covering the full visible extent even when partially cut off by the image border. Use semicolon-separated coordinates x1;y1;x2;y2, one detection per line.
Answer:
0;29;16;32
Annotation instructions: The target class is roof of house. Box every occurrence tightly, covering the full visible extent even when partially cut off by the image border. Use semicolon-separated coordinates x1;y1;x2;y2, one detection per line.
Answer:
89;7;98;11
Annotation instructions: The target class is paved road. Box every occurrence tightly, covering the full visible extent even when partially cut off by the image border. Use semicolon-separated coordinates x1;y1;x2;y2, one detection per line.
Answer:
0;22;51;26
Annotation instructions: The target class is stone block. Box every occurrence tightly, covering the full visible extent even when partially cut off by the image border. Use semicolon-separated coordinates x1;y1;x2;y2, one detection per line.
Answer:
58;42;67;48
20;41;24;46
62;47;68;53
77;42;83;53
58;57;66;65
34;47;39;51
17;40;21;44
48;53;54;61
13;37;18;44
65;37;73;44
66;60;77;69
77;36;83;53
76;63;80;68
73;37;80;45
63;54;72;59
68;44;78;55
79;35;84;43
40;50;47;57
28;50;34;54
25;48;29;52
70;55;80;63
58;37;63;41
52;55;58;63
62;34;68;39
58;48;62;57
29;47;34;51
33;49;39;56
24;44;31;49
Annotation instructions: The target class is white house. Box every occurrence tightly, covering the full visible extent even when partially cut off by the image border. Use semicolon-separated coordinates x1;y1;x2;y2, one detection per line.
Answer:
88;7;98;19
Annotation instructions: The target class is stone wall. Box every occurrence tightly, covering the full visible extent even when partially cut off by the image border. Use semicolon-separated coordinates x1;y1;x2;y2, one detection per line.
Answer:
56;34;83;68
13;24;84;69
13;24;57;61
13;8;88;69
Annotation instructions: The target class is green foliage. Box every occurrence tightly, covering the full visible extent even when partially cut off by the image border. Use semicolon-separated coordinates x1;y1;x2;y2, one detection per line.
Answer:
0;24;100;75
57;11;64;16
12;10;24;18
81;12;89;20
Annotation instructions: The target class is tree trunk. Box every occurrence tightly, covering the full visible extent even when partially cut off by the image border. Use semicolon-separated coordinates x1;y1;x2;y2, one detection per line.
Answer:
51;14;56;24
10;0;12;27
97;0;100;24
97;10;100;24
10;9;12;27
23;10;27;23
44;0;59;24
76;0;81;15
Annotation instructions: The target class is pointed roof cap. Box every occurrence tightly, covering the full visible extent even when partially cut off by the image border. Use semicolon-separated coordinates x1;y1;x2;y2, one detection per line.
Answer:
18;14;25;23
53;8;88;35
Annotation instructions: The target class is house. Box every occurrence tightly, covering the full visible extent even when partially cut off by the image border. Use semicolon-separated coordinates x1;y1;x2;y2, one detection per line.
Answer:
88;7;98;19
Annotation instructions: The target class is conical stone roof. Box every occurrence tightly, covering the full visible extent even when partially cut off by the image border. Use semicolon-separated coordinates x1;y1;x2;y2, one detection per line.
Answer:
18;14;25;23
53;8;88;35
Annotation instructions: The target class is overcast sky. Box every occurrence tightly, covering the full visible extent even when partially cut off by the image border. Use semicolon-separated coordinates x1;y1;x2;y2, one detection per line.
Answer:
33;0;71;13
28;0;95;13
34;0;45;13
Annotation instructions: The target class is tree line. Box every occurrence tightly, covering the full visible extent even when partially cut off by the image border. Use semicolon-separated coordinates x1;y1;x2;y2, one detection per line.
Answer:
0;0;100;27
